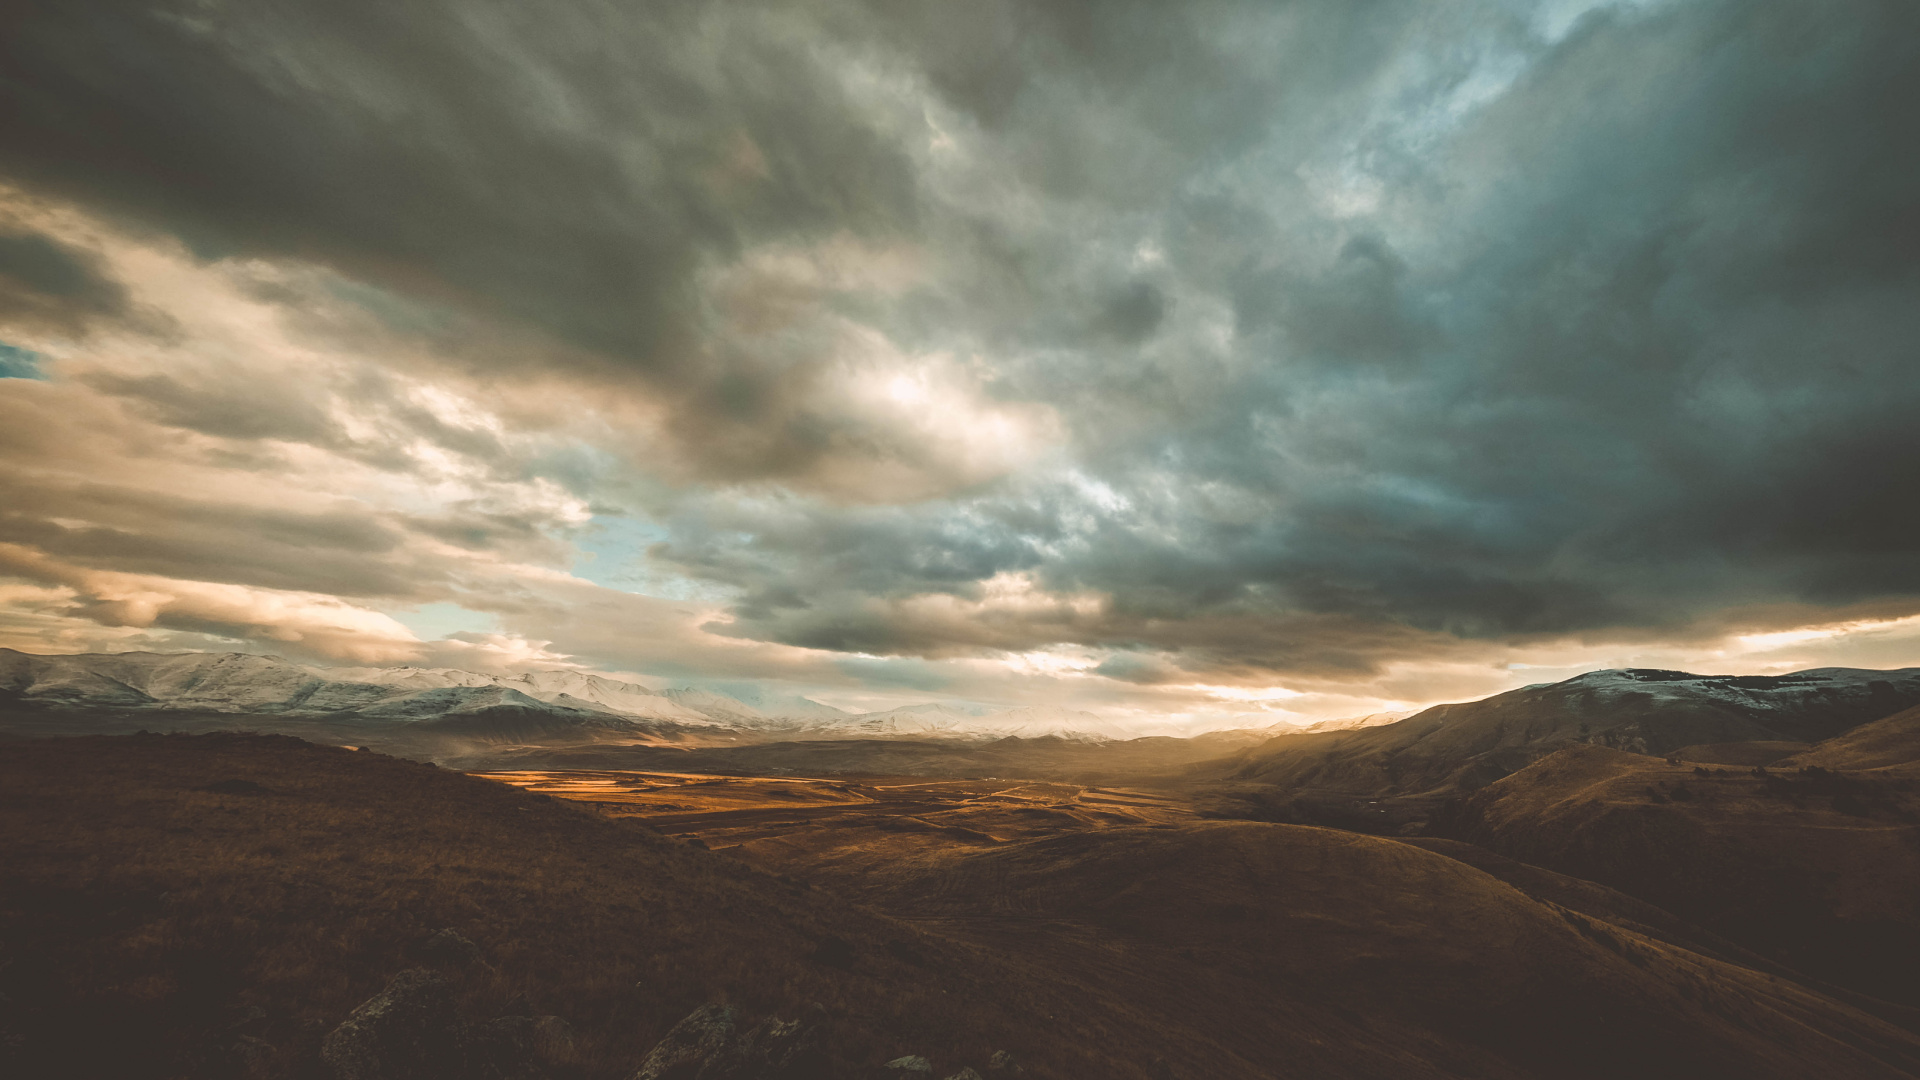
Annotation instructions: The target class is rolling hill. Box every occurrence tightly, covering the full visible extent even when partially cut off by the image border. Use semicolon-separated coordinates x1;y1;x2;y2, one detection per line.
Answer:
1430;738;1920;1007
7;732;1920;1079
1788;703;1920;771
1209;666;1920;807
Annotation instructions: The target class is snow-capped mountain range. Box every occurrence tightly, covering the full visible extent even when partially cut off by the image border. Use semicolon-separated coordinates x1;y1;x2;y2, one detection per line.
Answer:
10;648;1915;751
0;648;1133;743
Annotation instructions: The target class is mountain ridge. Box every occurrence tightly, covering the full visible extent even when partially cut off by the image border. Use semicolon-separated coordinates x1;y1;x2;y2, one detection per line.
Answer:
0;648;1133;744
10;649;1920;767
1214;664;1920;801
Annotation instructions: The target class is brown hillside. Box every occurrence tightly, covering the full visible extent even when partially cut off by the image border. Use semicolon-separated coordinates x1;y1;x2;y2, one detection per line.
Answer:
523;771;1920;1079
0;734;1213;1080
1789;705;1920;770
1665;741;1809;767
770;821;1920;1080
1434;743;1920;1006
1205;670;1920;815
9;734;1920;1080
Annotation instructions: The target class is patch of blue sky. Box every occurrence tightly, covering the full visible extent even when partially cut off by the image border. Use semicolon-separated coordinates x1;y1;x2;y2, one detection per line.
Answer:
572;512;735;603
0;342;46;380
572;513;668;587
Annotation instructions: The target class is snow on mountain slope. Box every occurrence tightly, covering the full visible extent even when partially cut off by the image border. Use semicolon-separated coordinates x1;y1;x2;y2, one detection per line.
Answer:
0;649;984;734
39;649;1915;751
331;665;718;724
4;650;1131;740
1;650;389;713
717;688;850;722
1551;667;1920;721
835;702;978;736
957;705;1135;741
0;649;157;707
355;685;568;719
1227;665;1920;798
506;671;710;720
657;688;774;727
1294;711;1415;734
0;649;693;728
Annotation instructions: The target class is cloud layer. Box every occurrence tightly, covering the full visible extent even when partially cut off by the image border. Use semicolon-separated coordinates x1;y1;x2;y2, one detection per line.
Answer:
2;0;1918;725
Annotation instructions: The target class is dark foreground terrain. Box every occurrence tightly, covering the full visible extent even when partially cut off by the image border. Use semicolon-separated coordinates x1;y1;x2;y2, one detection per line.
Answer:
1431;738;1920;1008
7;734;1920;1079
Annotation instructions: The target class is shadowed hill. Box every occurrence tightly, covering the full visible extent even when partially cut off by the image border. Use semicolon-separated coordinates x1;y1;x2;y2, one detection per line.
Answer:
1789;704;1920;770
1431;743;1920;1007
0;733;1200;1079
1662;740;1811;767
777;821;1920;1080
9;734;1920;1078
1204;667;1920;808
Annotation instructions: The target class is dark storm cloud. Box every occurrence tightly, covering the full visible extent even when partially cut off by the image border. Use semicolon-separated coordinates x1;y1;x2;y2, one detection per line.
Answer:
0;228;129;333
647;0;1920;675
0;473;409;598
7;0;1920;680
0;0;921;479
79;370;339;444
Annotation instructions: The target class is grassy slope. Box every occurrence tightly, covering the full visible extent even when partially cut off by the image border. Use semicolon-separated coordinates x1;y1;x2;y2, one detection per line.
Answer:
0;733;1213;1080
1205;677;1920;809
1435;742;1920;1006
746;821;1920;1080
8;733;1920;1080
1665;740;1811;767
1791;705;1920;770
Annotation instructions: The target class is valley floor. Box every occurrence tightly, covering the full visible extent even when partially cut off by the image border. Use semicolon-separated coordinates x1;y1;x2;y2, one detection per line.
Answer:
471;770;1198;848
477;765;1920;1080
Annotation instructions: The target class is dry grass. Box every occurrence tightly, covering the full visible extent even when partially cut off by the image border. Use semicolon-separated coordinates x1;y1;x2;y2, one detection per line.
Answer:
772;820;1920;1080
508;765;1920;1079
473;770;1197;849
0;733;1200;1080
1435;743;1920;1006
9;734;1920;1080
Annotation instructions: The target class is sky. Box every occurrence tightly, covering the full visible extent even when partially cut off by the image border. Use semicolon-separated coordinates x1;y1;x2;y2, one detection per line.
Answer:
2;0;1919;731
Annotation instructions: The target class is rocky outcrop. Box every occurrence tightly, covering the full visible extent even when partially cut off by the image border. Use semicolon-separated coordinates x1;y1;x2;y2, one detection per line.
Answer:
421;928;483;969
320;967;572;1080
633;1004;738;1080
483;1015;576;1067
632;1004;825;1080
478;1015;577;1080
321;969;468;1080
227;1034;276;1079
